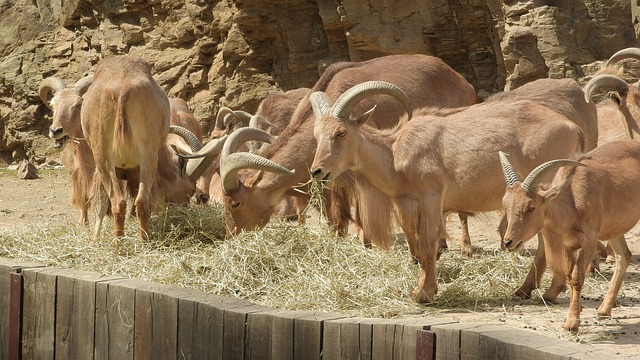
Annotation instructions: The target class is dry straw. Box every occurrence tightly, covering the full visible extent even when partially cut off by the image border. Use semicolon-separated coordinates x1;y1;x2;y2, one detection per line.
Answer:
0;192;612;320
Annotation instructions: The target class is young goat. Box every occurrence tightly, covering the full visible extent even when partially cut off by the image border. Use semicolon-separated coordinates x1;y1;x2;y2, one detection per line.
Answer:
499;140;639;332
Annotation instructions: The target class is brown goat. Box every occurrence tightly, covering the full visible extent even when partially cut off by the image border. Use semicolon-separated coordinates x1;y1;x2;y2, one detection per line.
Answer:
440;77;600;260
81;55;201;240
39;75;94;224
39;75;203;226
197;88;311;206
310;80;587;303
215;54;477;243
500;140;639;332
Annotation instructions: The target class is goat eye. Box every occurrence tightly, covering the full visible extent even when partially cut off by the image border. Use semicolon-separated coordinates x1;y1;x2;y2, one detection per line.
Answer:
526;206;535;213
231;201;240;208
336;130;347;137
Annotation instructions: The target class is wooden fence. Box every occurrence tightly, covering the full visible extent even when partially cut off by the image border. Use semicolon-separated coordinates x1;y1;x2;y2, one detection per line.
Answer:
0;258;627;359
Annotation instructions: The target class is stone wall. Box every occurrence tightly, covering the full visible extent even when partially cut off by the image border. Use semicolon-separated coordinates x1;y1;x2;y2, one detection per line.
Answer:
0;0;637;165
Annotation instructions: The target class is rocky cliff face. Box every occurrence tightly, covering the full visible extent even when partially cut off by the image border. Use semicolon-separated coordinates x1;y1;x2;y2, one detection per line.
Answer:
0;0;637;165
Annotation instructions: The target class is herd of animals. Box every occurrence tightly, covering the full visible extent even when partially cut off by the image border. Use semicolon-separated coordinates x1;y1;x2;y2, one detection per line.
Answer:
37;48;640;333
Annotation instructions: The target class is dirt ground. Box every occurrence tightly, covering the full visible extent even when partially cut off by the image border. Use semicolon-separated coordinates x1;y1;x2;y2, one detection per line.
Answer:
0;168;639;357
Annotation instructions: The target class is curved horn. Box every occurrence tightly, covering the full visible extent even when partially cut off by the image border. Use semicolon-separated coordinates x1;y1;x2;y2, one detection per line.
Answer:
223;110;253;128
583;74;629;103
73;75;93;94
310;91;332;119
215;107;235;130
184;135;228;180
248;115;275;153
220;152;295;192
604;47;640;67
169;125;203;152
331;81;413;120
39;77;66;108
222;127;275;158
498;151;522;187
521;159;585;193
249;114;273;129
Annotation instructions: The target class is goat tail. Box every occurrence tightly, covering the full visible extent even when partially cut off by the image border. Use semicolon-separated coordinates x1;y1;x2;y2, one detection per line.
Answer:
114;92;130;146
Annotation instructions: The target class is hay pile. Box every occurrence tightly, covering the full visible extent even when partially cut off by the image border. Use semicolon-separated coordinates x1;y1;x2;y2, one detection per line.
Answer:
0;201;609;319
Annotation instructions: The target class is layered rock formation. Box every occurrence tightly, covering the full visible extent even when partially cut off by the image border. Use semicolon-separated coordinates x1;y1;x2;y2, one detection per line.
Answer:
0;0;637;165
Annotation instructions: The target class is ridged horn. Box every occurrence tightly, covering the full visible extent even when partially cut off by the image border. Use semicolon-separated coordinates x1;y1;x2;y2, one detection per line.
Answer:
498;151;521;187
184;135;228;180
583;74;629;103
331;81;413;120
39;77;66;108
220;152;295;192
73;75;93;94
310;91;332;119
215;107;235;129
249;114;273;129
604;47;640;67
521;159;585;193
223;110;253;128
222;127;275;158
169;125;203;152
247;115;276;153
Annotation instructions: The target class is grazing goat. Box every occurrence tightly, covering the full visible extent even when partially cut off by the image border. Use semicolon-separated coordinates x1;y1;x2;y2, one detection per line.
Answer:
310;80;587;303
212;54;476;242
196;88;310;206
499;139;639;332
81;55;203;240
39;75;94;224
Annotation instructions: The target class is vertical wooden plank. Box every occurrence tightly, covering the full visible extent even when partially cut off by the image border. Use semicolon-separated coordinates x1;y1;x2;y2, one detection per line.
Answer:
95;279;135;360
134;283;180;359
359;320;373;360
322;318;371;360
203;295;253;359
222;303;271;360
321;319;342;360
246;309;289;360
0;259;44;360
416;330;436;360
21;268;57;360
194;299;224;359
371;319;397;360
294;312;352;360
341;320;364;360
428;322;474;360
9;272;23;360
55;269;121;360
271;311;316;360
175;289;232;360
176;290;209;360
0;261;13;360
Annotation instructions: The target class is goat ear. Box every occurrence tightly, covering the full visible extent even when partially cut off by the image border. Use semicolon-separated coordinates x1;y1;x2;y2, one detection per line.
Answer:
354;105;377;128
247;170;264;188
609;91;624;107
538;186;560;202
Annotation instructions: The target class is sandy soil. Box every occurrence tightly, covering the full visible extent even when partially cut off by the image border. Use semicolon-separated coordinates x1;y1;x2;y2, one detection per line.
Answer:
0;168;638;357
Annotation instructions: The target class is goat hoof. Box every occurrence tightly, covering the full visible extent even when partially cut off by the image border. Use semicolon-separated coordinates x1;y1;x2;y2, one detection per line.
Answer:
562;319;580;333
514;288;532;300
412;288;436;304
